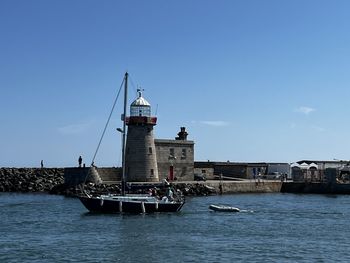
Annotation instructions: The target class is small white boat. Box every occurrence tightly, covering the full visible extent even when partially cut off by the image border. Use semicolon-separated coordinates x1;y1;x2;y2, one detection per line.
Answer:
209;204;240;212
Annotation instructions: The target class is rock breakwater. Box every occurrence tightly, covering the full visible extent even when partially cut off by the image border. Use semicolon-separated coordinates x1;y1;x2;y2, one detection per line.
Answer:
0;168;64;193
0;168;217;197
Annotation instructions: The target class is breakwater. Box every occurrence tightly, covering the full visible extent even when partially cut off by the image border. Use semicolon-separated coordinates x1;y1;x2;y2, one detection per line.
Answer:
50;181;282;197
198;180;282;194
281;181;350;194
0;168;64;192
0;167;282;196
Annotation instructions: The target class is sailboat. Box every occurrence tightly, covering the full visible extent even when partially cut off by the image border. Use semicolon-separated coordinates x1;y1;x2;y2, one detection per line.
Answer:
78;72;185;213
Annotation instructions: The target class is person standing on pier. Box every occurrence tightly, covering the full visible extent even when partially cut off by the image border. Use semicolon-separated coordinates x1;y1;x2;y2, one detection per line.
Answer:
78;156;82;168
40;160;44;169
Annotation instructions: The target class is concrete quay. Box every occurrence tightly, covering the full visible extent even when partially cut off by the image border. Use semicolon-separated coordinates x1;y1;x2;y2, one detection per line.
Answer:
189;180;281;194
129;179;282;195
169;180;282;194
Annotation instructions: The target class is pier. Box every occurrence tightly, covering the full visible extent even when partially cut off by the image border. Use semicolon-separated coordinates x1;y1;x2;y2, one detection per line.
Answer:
180;180;283;194
0;167;282;195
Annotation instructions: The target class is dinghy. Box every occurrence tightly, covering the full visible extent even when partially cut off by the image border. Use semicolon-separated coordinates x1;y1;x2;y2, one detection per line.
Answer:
209;204;240;212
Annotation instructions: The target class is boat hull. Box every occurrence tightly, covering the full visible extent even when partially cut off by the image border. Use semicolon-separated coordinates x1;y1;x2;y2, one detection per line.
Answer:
79;196;184;214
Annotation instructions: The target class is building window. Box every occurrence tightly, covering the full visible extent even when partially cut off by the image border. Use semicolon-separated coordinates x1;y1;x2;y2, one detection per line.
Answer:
181;148;186;159
149;147;152;154
169;148;175;158
150;169;154;176
202;170;206;174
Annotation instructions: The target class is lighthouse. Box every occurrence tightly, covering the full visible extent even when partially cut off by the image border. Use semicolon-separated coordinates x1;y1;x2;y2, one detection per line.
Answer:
125;89;159;182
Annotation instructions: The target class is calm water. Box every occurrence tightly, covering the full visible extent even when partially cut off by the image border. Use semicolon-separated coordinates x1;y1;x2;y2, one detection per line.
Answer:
1;193;350;263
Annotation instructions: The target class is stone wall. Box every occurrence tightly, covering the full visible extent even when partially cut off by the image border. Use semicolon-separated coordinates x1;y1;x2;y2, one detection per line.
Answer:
194;167;215;180
175;180;282;194
64;167;121;186
281;181;350;194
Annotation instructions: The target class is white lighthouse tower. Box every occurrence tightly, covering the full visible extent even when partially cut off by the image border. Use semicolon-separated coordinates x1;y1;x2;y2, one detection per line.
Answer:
125;89;159;182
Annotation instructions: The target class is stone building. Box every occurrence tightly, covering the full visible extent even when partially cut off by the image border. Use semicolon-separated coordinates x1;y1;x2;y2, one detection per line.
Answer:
194;161;267;180
155;127;194;181
194;161;290;180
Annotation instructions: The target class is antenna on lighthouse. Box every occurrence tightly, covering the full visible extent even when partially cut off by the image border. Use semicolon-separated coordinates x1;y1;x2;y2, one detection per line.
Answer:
155;104;159;116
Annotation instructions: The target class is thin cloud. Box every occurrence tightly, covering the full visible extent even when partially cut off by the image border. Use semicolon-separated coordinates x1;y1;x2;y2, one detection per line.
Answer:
199;121;230;127
58;120;95;135
295;106;315;115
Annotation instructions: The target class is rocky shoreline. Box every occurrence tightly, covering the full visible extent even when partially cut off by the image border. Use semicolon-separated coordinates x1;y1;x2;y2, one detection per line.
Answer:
0;168;217;197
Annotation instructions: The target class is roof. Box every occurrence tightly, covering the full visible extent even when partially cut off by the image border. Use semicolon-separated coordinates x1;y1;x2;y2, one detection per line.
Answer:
296;160;348;165
194;161;268;168
131;90;150;107
291;162;318;169
155;139;194;146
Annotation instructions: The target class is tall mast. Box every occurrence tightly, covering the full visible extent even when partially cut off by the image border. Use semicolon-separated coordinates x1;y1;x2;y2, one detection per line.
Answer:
121;72;128;196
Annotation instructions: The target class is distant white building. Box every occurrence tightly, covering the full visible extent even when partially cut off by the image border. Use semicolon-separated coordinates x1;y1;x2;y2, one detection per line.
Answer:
291;160;349;182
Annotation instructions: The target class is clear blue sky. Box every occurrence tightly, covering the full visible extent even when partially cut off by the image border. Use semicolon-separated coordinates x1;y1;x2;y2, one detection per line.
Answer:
1;0;350;167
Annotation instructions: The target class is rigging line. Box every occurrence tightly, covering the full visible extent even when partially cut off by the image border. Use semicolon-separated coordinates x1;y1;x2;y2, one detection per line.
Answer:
91;76;125;165
128;74;138;95
155;104;159;116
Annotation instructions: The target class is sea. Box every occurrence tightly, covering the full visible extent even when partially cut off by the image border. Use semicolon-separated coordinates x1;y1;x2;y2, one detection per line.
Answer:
1;193;350;263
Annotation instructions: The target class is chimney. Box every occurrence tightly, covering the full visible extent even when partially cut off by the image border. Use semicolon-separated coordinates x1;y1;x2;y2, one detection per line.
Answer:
175;127;188;140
